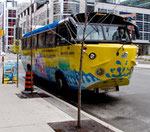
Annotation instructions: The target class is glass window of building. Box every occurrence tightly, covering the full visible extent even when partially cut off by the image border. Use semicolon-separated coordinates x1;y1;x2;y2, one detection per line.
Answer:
87;5;94;13
96;0;116;4
144;33;149;40
139;32;143;40
8;19;16;27
63;3;79;14
136;22;143;31
8;37;13;45
144;14;150;22
144;23;150;32
8;10;16;18
120;0;150;9
8;28;14;36
136;13;143;21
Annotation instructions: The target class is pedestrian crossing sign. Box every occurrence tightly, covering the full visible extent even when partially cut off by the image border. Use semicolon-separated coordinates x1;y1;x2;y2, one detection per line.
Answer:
14;40;20;53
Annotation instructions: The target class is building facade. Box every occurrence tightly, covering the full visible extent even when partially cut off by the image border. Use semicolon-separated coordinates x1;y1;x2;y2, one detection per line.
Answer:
18;0;80;36
52;0;80;22
2;0;17;52
94;2;150;54
120;0;150;9
0;12;3;53
16;0;150;55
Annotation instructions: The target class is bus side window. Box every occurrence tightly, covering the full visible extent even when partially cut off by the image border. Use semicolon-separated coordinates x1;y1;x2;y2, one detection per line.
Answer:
33;35;38;48
21;39;24;49
32;36;35;48
38;33;45;48
24;38;27;49
57;24;70;46
46;30;55;47
27;37;31;49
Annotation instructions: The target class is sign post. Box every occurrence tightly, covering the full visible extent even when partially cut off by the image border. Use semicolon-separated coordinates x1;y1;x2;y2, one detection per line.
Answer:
14;40;20;54
14;40;20;87
3;62;17;84
0;30;4;83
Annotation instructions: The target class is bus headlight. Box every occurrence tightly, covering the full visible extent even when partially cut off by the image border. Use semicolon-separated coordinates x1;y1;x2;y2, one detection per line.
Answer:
129;66;134;75
89;53;96;59
96;68;105;76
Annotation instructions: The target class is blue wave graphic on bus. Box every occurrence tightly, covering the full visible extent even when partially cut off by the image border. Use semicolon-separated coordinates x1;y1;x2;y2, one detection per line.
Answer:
63;69;101;90
45;66;58;82
42;66;101;90
105;60;131;79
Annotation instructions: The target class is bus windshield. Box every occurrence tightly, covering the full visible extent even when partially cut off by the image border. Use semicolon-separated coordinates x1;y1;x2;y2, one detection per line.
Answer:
76;24;131;43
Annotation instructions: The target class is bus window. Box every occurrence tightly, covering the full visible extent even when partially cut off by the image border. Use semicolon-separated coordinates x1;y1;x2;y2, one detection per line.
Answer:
103;25;130;41
33;35;38;48
77;24;104;41
27;37;31;49
21;39;24;49
46;30;55;47
127;25;136;40
24;38;27;49
103;26;118;41
38;33;46;48
57;24;71;46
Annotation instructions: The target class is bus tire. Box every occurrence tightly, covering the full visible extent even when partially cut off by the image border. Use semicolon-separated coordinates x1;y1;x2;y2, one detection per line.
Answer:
55;72;67;92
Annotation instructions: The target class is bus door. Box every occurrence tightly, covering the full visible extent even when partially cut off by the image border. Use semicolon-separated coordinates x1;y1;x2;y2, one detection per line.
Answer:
56;24;77;87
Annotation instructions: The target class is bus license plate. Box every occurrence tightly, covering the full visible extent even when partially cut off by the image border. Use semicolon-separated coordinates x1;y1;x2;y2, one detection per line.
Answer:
98;87;116;93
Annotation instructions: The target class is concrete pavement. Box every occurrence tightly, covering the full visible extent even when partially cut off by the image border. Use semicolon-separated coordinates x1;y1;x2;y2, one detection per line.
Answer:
0;54;123;132
136;63;150;68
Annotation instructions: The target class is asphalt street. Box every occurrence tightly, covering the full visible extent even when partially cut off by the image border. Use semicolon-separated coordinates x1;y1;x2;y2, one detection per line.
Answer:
81;67;150;132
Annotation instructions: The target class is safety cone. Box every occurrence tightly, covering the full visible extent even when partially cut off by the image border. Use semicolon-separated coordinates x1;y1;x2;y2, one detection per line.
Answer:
22;72;37;94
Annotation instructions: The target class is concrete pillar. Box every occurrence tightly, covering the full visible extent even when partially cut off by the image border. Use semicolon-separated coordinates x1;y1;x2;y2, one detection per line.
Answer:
80;0;85;13
49;0;53;23
148;45;150;54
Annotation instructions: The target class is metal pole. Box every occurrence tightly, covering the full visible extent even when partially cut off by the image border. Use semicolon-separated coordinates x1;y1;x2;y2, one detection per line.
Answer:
77;0;87;128
30;0;33;95
14;0;19;87
17;18;19;87
2;56;4;83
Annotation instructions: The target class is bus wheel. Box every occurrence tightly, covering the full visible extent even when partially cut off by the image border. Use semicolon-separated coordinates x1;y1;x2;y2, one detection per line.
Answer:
56;75;67;92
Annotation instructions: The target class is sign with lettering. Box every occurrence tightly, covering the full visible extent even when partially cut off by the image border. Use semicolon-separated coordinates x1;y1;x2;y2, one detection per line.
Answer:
3;62;17;84
14;40;20;53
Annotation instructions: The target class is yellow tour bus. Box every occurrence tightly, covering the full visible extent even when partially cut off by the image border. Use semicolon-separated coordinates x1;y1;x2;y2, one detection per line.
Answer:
21;12;139;93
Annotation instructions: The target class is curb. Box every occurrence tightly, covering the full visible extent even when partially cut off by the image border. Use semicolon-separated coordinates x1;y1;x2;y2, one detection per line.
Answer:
22;78;122;132
19;77;123;132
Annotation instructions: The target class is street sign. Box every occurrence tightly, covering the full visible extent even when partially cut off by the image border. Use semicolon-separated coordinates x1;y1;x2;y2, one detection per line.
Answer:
0;30;3;36
3;62;17;84
14;40;20;53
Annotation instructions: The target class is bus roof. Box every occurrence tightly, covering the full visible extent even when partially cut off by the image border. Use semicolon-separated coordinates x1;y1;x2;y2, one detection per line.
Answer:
23;12;137;38
23;21;59;37
74;12;134;26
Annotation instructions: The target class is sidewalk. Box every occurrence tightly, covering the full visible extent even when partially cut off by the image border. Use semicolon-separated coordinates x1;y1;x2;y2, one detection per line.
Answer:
0;60;122;132
136;63;150;68
136;55;150;65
